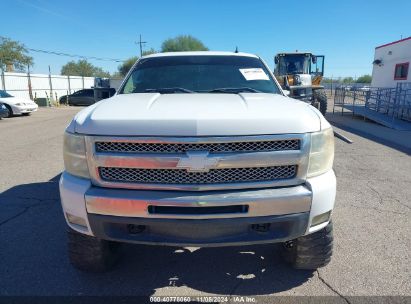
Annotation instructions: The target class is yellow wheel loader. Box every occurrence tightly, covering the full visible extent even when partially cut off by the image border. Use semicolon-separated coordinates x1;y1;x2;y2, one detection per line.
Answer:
274;53;327;115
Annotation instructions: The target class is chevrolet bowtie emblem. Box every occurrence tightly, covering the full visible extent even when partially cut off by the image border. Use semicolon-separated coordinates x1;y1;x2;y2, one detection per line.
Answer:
177;151;219;172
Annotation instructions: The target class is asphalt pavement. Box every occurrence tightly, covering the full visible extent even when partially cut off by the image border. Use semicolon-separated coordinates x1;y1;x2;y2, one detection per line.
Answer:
0;107;410;301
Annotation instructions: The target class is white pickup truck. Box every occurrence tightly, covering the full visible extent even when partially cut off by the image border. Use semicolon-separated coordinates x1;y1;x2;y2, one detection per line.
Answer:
60;51;336;272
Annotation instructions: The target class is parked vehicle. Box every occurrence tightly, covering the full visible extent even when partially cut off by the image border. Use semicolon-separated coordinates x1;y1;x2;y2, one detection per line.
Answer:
60;51;336;272
274;52;328;115
357;86;371;92
0;90;38;117
59;89;94;106
0;102;9;119
60;88;116;106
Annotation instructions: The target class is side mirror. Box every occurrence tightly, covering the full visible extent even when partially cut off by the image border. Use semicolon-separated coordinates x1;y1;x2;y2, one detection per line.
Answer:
274;56;279;65
283;89;291;96
312;56;317;64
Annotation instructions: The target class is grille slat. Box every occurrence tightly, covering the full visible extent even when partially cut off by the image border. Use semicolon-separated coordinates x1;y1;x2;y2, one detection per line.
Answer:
95;139;300;154
99;165;297;185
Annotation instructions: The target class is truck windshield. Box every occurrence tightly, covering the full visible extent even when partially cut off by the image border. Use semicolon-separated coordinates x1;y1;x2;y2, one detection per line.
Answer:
120;55;281;94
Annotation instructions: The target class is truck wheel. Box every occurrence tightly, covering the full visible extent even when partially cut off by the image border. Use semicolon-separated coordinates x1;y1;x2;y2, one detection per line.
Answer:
67;229;119;272
313;89;327;115
282;221;333;270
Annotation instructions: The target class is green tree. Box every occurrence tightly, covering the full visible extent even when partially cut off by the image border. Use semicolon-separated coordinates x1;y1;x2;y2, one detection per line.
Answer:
356;74;372;83
0;36;33;72
117;56;138;77
117;35;208;77
117;49;158;77
342;77;354;84
61;59;110;77
161;35;208;52
321;77;333;83
142;48;157;56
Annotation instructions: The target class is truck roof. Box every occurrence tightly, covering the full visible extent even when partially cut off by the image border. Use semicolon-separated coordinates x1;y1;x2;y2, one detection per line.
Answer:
142;51;259;59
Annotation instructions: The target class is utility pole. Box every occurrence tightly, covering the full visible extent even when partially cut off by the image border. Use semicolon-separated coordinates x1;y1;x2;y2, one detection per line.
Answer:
27;64;33;100
48;65;53;106
135;34;147;57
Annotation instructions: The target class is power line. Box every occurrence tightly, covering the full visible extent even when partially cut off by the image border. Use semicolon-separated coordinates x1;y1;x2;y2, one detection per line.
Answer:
28;48;125;62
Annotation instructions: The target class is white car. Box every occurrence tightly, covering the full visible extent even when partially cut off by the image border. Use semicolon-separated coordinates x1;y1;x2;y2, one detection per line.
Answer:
60;51;336;272
0;90;38;117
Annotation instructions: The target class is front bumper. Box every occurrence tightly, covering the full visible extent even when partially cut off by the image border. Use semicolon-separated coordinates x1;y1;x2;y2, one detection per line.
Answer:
11;104;38;115
59;170;336;245
88;213;309;247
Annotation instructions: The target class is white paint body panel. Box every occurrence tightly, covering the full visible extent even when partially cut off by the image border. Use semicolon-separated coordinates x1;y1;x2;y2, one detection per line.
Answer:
306;170;336;233
59;172;93;235
0;96;38;114
73;93;322;136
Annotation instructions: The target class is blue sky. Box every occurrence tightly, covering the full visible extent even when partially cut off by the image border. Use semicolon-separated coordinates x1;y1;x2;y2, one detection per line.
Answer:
2;0;410;78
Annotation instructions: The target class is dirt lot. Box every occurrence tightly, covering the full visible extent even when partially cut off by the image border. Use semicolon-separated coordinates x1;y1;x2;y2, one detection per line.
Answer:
0;107;410;301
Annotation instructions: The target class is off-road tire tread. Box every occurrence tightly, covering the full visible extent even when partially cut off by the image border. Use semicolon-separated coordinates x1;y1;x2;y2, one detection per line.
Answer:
283;221;333;270
313;89;328;115
67;229;119;272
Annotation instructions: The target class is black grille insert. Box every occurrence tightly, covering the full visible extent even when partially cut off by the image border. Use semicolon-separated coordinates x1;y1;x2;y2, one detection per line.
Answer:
98;165;297;185
95;139;300;154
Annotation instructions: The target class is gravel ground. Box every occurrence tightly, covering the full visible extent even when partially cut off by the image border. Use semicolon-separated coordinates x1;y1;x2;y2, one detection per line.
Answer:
0;107;410;301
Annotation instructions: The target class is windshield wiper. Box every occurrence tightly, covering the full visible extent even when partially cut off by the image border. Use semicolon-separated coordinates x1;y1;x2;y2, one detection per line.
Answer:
144;87;195;94
207;87;262;94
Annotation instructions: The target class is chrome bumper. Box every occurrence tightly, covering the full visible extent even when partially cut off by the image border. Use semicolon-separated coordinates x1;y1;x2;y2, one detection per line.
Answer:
60;170;336;240
85;185;312;219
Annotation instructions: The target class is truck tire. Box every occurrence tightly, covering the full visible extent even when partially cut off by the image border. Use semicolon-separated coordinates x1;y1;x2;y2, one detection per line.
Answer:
67;229;119;272
282;221;333;270
313;89;327;115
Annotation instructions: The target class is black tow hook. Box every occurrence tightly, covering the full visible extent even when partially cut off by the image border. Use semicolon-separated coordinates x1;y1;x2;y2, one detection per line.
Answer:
251;223;270;233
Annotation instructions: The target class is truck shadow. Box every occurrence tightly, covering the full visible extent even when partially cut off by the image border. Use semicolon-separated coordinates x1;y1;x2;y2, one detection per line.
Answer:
0;175;313;296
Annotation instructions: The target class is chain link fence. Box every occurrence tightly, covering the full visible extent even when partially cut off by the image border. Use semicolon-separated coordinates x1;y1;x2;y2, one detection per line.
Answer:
332;82;411;130
321;78;371;96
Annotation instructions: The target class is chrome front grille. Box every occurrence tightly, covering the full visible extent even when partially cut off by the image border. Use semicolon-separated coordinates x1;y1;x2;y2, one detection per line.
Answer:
99;165;297;185
95;139;300;154
86;134;310;191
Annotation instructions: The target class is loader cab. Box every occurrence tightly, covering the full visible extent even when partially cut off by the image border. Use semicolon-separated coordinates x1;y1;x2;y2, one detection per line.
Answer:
274;53;324;77
273;52;328;114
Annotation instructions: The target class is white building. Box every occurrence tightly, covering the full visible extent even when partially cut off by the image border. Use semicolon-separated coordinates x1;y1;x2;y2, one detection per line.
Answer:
371;36;411;88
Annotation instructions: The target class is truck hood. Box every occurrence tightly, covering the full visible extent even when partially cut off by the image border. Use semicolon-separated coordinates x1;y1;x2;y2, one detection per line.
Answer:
72;93;322;136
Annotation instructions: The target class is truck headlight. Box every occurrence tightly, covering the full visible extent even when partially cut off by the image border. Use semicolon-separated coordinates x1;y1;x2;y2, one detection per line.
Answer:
307;128;334;177
63;132;90;178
